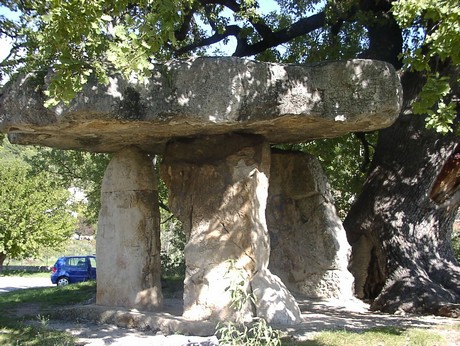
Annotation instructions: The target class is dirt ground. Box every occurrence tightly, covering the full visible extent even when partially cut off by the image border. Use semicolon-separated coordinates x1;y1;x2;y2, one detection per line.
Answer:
17;296;460;346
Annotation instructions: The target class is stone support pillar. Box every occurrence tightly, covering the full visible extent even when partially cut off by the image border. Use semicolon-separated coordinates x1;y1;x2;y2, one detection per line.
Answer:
267;150;354;299
161;134;300;324
97;146;163;310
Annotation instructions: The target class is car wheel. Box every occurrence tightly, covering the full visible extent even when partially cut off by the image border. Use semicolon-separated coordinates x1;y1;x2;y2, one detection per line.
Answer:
57;277;69;286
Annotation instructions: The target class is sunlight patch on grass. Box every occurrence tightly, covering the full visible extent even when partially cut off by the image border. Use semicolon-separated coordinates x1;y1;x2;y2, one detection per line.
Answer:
284;326;447;346
0;324;75;345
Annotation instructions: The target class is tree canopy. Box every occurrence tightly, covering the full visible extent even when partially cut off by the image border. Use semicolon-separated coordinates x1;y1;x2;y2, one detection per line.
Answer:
0;0;458;133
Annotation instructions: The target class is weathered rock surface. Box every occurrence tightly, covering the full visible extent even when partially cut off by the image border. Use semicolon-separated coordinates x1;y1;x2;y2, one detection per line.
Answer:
161;134;301;324
267;150;354;299
0;58;401;153
97;147;163;310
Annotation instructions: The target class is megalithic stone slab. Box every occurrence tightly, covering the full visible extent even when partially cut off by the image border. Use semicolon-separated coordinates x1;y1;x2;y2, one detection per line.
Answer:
161;134;301;324
97;146;163;310
267;150;355;299
0;58;402;153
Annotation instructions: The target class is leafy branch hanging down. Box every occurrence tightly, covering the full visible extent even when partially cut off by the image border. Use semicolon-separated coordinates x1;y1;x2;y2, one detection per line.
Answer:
392;0;460;134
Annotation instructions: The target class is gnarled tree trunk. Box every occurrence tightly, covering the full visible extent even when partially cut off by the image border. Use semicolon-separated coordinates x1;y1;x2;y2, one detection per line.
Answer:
344;71;460;316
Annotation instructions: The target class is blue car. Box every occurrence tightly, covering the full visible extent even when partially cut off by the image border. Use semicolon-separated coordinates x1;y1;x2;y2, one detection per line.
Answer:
51;255;96;286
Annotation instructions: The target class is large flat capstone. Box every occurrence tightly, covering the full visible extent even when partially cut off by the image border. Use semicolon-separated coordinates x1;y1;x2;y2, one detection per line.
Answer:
0;57;402;153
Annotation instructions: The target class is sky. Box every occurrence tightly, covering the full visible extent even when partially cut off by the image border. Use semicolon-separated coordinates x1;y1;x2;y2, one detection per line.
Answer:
0;6;19;62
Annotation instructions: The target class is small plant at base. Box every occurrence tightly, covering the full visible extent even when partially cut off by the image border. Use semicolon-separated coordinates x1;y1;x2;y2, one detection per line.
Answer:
216;318;282;346
34;314;50;342
248;318;282;346
216;321;250;346
216;260;282;346
37;314;50;329
224;260;256;314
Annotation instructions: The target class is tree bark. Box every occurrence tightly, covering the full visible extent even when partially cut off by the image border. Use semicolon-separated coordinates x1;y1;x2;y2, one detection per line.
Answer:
0;253;5;269
344;71;460;316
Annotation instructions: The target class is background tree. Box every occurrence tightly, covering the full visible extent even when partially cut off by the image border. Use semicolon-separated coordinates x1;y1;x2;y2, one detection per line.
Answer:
1;0;459;315
0;143;76;267
28;148;111;224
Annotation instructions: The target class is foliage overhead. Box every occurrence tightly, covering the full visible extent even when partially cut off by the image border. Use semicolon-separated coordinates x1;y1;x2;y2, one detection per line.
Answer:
392;0;460;134
0;0;457;133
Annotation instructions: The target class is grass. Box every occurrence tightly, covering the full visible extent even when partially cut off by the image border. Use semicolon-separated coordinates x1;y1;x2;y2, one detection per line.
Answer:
282;326;448;346
0;281;96;309
0;322;76;346
0;282;96;345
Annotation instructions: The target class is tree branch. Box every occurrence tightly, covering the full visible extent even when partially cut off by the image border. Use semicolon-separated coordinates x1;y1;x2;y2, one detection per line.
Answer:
175;11;326;57
174;24;241;56
234;11;326;57
357;1;403;69
0;43;26;65
159;200;171;213
355;132;373;173
199;0;273;39
203;5;219;32
175;6;196;41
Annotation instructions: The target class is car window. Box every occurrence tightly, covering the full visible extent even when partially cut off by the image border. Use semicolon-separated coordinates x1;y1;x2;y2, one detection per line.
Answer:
89;257;96;268
66;257;84;267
